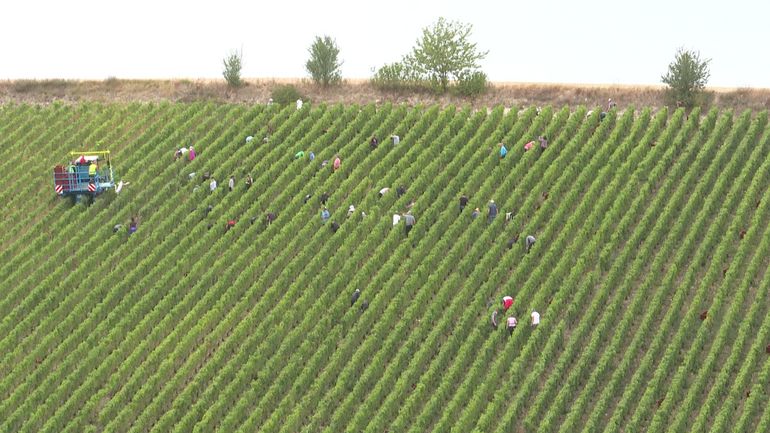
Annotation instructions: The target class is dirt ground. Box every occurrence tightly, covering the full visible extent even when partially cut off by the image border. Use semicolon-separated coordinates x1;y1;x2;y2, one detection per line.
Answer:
1;78;768;111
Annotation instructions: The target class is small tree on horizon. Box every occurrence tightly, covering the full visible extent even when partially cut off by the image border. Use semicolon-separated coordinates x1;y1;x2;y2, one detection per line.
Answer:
661;47;711;109
306;36;343;87
404;17;488;93
223;50;243;88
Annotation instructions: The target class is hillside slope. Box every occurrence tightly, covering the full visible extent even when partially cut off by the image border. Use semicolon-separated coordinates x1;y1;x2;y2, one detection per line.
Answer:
0;102;768;433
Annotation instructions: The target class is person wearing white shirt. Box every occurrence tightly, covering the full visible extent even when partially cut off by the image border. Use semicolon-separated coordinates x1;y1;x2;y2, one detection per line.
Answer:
296;99;303;110
531;311;540;326
209;178;217;193
379;187;390;197
507;316;518;335
391;134;400;145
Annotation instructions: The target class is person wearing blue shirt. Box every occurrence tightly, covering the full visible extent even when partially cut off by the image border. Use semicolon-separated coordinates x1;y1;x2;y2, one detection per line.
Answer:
499;143;508;159
321;207;330;224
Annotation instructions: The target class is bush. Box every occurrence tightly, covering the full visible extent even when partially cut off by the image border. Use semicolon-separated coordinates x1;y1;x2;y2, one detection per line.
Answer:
371;62;422;93
453;71;488;97
271;84;304;105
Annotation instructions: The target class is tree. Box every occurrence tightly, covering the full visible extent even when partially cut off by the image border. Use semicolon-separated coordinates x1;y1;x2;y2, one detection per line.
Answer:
306;36;343;87
661;47;711;109
223;50;243;88
404;17;488;92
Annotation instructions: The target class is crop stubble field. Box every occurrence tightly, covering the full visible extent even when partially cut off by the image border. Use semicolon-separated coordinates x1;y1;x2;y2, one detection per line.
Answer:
0;101;768;432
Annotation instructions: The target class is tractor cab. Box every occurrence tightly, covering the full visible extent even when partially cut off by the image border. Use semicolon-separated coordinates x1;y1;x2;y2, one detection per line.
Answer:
53;151;116;201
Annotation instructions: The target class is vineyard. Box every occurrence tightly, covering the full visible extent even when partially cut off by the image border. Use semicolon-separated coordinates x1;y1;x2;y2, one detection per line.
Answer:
1;101;769;433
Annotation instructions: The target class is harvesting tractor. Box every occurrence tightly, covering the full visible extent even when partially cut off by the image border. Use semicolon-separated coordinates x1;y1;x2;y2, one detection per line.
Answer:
53;151;116;203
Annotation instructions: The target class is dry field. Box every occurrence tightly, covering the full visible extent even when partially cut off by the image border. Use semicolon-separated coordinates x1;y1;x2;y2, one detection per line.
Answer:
1;78;769;110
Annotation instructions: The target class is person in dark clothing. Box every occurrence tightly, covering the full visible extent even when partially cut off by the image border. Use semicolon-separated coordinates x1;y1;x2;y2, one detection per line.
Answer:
202;171;211;181
128;216;139;235
488;200;498;223
507;235;520;250
250;216;257;225
320;191;330;206
351;289;361;306
266;212;277;225
207;223;213;230
370;135;379;149
538;135;548;150
396;185;406;197
330;221;340;233
304;194;312;204
204;205;213;217
245;175;253;189
459;194;468;213
360;300;369;312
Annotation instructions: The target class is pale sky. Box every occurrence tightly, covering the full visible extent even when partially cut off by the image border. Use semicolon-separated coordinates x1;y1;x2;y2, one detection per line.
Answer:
2;0;768;88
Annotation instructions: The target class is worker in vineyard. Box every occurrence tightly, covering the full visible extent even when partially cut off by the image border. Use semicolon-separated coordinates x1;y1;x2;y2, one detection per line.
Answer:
360;299;369;312
351;288;361;306
113;223;123;233
333;155;341;172
295;150;305;159
538;135;548;150
174;147;188;160
266;212;277;225
391;134;400;145
531;310;540;326
491;309;499;329
225;219;236;232
204;205;213;217
330;220;340;233
128;216;139;235
309;151;315;161
403;212;416;237
459;194;469;213
525;235;536;253
370;135;379;150
507;316;518;335
499;142;508;159
507;235;520;250
188;146;196;161
488;200;498;223
245;174;253;189
89;160;97;179
379;187;390;198
209;178;217;193
321;207;330;224
347;204;356;218
304;194;313;204
396;185;406;197
471;208;480;220
320;191;330;206
608;98;617;110
228;176;235;192
502;295;514;311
